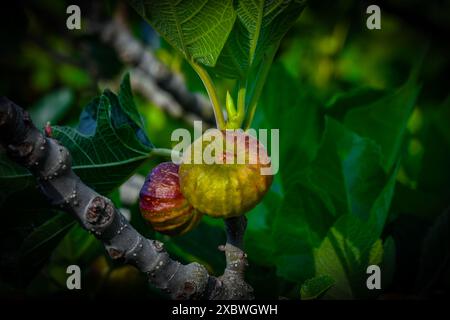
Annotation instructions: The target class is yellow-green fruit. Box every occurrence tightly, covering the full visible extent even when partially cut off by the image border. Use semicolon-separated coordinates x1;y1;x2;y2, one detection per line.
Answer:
139;162;202;236
179;129;273;218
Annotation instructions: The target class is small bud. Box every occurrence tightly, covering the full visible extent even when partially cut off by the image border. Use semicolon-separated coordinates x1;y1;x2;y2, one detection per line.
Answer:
44;121;53;137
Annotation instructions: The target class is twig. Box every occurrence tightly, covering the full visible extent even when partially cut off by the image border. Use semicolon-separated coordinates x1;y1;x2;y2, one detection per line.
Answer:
91;18;215;126
0;97;252;300
130;67;185;118
25;2;214;126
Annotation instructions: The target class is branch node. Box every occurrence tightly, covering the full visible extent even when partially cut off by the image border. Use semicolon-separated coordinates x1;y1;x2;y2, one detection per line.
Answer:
86;196;114;226
153;240;164;252
183;281;196;295
108;247;125;260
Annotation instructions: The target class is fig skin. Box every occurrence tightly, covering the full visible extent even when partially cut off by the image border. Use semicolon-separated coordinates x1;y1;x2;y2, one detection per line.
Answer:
179;129;273;218
139;162;202;235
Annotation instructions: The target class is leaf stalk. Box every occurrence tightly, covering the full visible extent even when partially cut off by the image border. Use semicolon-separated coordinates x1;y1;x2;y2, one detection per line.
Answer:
190;62;226;129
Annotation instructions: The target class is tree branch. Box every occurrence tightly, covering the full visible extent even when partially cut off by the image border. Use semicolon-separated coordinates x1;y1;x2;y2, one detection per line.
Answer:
216;217;253;299
92;18;215;126
0;97;252;300
25;2;215;126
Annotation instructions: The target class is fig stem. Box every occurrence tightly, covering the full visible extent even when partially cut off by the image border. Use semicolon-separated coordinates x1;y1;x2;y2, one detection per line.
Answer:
243;45;278;130
224;216;247;250
236;80;246;126
189;62;226;129
150;148;181;162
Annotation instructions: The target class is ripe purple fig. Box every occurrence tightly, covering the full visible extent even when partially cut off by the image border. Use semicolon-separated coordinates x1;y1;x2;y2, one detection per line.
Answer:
139;162;202;235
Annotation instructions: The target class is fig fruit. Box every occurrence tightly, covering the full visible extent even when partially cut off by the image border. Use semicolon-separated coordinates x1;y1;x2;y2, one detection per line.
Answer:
179;129;273;218
139;162;202;235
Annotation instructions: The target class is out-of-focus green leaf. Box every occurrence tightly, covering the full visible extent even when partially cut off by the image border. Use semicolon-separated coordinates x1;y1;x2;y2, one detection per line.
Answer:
393;99;450;219
314;214;380;299
258;64;324;186
212;0;306;79
245;190;282;266
302;117;387;221
250;64;325;281
284;118;399;297
57;64;91;89
295;121;398;296
368;239;383;266
344;76;421;171
118;73;145;129
0;156;33;206
368;165;398;235
300;275;335;300
52;224;100;263
29;88;74;129
19;213;75;281
276;252;315;285
325;87;384;120
272;185;335;282
256;65;399;287
129;0;236;67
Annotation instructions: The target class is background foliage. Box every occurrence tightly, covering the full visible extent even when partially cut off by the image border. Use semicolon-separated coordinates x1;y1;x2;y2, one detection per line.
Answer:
0;0;449;299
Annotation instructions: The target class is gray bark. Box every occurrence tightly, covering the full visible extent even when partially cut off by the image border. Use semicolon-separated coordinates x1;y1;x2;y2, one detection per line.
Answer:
0;97;252;300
